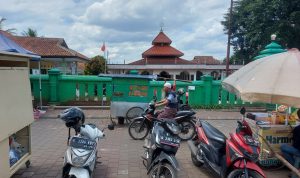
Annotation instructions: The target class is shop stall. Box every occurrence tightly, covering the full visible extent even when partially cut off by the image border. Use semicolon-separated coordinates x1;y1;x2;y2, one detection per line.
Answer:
0;51;35;177
245;109;298;167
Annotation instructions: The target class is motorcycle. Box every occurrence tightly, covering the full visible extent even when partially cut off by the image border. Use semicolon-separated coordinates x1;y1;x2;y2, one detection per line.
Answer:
187;107;265;178
128;98;196;141
60;109;115;178
177;88;191;111
143;118;181;178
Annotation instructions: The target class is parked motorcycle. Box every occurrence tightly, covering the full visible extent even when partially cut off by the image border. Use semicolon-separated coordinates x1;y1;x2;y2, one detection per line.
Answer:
142;118;181;178
128;98;196;141
177;88;191;111
59;107;114;178
187;107;265;178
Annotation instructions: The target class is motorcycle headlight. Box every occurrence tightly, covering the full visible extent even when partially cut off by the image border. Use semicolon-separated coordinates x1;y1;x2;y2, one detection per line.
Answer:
71;153;89;167
244;151;259;162
72;156;86;167
166;122;180;135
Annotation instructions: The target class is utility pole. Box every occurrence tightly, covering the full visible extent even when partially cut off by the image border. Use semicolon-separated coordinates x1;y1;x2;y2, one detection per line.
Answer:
226;0;233;77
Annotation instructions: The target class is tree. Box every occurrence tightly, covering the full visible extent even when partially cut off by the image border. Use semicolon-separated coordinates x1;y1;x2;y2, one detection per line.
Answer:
221;0;300;64
22;28;38;37
0;17;16;34
84;55;106;75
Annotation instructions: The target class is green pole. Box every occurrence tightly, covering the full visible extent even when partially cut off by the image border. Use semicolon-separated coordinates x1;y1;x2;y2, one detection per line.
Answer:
48;68;61;104
202;75;213;105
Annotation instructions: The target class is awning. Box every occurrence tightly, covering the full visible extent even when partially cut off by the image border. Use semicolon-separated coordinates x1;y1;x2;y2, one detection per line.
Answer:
0;33;40;60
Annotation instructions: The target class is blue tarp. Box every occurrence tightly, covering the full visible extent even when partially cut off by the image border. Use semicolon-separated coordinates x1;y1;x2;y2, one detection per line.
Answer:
0;33;40;61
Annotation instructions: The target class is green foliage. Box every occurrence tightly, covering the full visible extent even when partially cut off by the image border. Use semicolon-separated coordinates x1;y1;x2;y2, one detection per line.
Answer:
22;28;38;37
221;0;300;64
84;55;106;75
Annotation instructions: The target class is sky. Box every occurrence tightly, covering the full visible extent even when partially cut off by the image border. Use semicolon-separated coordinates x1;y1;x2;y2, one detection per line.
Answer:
0;0;231;64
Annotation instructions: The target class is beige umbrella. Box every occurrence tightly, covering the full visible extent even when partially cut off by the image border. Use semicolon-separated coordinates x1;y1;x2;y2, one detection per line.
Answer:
222;48;300;108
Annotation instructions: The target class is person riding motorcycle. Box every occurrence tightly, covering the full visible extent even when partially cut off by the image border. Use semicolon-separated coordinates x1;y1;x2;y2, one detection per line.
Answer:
155;82;178;119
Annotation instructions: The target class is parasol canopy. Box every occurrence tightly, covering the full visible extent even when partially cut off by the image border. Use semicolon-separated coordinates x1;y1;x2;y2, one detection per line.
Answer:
222;48;300;108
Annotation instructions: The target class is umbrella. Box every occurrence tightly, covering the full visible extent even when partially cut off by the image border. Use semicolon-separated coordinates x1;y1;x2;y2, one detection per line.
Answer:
222;48;300;108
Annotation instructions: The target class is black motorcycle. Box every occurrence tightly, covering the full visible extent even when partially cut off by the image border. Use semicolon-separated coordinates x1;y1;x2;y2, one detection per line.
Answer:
128;101;196;141
143;118;181;178
177;88;191;111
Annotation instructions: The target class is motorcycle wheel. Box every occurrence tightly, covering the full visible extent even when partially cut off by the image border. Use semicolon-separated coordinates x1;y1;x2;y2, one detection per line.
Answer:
126;106;144;123
149;162;177;178
178;120;195;141
128;118;149;140
227;169;264;178
191;153;204;167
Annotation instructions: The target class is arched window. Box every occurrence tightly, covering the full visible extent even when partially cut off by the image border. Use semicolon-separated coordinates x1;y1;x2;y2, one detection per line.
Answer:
178;71;190;80
211;71;219;80
196;71;203;80
141;71;150;75
158;71;170;80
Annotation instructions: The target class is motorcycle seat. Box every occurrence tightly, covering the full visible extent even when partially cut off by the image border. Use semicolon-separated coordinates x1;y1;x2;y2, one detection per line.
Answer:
175;111;195;117
201;121;226;144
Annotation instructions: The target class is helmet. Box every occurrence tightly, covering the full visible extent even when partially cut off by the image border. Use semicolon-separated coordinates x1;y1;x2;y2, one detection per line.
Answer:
177;88;184;95
60;107;85;128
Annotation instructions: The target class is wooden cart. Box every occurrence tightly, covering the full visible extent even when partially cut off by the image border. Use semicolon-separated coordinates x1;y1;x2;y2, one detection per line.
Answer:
0;52;34;177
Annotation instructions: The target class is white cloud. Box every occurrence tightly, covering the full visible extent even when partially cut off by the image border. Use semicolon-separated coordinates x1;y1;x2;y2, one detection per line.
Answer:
0;0;231;62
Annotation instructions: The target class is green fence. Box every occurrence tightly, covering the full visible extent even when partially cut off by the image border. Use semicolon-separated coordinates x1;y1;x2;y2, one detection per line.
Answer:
31;69;112;105
30;69;266;108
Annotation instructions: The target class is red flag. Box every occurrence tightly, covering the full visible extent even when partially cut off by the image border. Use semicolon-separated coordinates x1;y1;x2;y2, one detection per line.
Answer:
101;42;105;52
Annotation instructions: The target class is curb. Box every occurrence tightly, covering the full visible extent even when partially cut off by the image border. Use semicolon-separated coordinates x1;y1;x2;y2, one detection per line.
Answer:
40;106;110;110
40;116;110;119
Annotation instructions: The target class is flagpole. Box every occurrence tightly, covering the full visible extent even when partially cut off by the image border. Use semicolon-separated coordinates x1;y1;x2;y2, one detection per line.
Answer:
104;50;106;74
106;50;109;73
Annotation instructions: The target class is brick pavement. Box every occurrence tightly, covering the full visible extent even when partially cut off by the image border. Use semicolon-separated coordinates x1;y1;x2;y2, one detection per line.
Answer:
11;109;289;178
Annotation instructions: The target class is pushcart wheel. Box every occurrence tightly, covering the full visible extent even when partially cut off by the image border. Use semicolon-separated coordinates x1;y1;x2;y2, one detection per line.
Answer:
118;117;125;125
25;160;31;168
126;107;144;122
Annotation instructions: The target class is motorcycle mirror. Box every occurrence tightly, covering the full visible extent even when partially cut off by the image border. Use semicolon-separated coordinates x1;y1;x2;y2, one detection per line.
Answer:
153;95;157;102
240;107;246;115
108;124;115;130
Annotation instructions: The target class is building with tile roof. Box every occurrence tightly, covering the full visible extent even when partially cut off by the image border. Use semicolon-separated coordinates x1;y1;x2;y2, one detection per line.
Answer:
0;30;89;74
109;30;243;80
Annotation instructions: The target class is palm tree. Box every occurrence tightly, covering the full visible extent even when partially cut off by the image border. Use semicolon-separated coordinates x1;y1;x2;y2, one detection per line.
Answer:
22;28;38;37
0;17;16;34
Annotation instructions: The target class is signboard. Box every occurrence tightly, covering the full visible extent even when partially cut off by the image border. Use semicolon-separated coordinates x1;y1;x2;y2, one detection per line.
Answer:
128;85;148;97
188;86;195;91
246;118;293;167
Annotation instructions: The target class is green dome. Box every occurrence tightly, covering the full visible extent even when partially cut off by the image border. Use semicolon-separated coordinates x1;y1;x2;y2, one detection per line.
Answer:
253;35;286;60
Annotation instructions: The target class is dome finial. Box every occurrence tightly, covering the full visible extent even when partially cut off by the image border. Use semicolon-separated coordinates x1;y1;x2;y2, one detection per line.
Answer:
271;34;276;41
160;22;164;32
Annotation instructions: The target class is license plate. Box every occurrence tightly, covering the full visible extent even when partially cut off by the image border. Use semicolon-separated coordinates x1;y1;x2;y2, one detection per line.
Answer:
70;137;96;150
160;135;180;145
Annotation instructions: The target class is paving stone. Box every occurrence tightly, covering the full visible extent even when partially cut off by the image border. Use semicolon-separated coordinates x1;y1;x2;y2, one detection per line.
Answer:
10;114;289;178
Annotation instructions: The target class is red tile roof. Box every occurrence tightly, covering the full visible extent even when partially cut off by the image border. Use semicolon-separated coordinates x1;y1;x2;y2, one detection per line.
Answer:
192;56;221;65
152;31;172;45
129;57;193;65
142;45;184;57
0;30;89;61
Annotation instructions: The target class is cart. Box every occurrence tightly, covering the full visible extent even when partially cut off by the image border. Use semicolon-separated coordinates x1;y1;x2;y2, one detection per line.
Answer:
0;52;35;177
99;74;156;124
